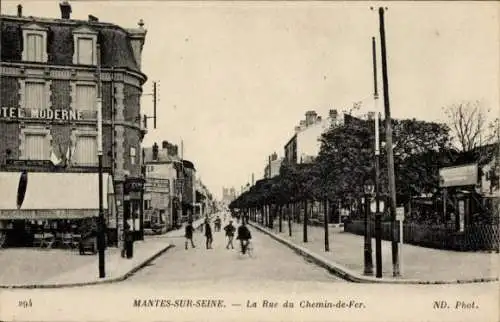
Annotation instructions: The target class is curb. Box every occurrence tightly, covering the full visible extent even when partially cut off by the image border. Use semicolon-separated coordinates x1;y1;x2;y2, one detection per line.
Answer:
249;222;499;285
0;244;175;289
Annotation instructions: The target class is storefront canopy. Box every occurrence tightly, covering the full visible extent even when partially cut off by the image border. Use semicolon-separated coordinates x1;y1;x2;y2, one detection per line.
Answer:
0;172;114;220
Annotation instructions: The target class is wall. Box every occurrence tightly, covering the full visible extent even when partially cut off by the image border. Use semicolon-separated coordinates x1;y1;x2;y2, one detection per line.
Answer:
296;118;332;163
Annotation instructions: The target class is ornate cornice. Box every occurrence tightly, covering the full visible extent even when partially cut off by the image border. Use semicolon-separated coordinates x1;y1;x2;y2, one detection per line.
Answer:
1;118;142;132
1;63;146;88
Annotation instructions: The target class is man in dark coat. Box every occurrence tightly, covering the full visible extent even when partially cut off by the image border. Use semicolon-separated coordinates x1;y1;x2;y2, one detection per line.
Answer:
184;220;195;250
223;220;236;249
204;219;213;249
236;222;252;254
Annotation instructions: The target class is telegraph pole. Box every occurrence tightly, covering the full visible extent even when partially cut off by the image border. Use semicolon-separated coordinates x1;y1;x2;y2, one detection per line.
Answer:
379;7;400;277
96;44;105;278
372;36;383;278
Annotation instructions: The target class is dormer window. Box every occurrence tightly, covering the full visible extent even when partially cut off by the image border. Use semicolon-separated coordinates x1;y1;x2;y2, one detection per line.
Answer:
21;23;48;63
73;26;98;65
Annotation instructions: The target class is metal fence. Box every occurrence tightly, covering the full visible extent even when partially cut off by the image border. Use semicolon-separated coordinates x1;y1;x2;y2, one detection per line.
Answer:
344;220;499;252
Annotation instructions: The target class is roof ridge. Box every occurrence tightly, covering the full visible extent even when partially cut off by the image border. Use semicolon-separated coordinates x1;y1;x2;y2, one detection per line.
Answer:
1;14;130;33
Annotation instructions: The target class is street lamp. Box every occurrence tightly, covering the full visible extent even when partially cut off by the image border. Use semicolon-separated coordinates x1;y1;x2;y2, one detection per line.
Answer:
96;44;105;278
363;181;374;276
372;194;385;278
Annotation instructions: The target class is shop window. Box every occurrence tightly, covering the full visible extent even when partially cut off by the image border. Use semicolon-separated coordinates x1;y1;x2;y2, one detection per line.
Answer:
130;147;136;165
21;23;48;63
73;134;98;166
73;26;98;65
19;127;52;160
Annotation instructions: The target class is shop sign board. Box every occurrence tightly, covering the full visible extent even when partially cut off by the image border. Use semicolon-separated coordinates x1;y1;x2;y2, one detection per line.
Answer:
145;178;170;194
396;207;405;221
439;164;478;187
124;178;144;193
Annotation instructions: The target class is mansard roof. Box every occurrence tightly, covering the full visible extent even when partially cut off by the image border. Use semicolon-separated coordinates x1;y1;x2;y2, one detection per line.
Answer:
1;15;141;73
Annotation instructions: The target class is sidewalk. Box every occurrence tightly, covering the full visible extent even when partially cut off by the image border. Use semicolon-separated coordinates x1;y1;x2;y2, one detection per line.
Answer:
250;220;499;284
0;216;207;288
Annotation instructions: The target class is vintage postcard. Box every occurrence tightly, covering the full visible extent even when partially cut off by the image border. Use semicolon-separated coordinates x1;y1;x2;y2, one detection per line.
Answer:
0;1;498;321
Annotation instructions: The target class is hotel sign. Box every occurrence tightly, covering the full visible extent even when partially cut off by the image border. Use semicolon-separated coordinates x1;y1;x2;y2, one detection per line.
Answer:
0;107;94;121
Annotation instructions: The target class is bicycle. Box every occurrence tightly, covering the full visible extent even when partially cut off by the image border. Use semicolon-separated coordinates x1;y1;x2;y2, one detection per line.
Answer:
240;240;253;258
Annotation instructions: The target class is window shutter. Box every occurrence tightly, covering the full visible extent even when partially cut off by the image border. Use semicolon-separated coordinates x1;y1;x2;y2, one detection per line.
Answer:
25;134;47;160
27;34;43;62
75;85;96;111
74;136;97;165
77;38;94;65
25;82;45;110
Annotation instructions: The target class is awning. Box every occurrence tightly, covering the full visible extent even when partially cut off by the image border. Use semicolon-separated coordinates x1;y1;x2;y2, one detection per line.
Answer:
0;172;114;220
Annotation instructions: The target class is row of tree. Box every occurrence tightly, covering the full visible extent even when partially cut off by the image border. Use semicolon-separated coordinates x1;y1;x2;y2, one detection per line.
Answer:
230;102;499;223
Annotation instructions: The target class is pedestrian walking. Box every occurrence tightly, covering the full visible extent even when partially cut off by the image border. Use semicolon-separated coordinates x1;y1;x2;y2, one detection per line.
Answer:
223;220;236;249
184;220;195;250
204;219;213;249
214;216;222;232
236;221;252;254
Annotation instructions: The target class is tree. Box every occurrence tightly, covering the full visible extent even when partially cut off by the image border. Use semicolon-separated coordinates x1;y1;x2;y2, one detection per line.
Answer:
317;114;454;210
389;118;453;202
317;115;374;203
443;100;498;152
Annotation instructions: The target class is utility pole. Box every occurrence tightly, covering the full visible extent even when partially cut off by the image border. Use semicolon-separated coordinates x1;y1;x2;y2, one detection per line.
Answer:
373;36;383;278
153;82;157;129
96;44;105;278
268;155;273;229
324;198;329;251
379;7;400;277
180;140;185;222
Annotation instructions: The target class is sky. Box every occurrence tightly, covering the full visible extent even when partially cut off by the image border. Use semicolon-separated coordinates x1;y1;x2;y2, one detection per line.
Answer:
2;1;498;200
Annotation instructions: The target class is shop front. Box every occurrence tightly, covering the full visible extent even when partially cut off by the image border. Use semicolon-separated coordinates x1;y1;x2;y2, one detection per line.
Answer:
123;177;145;241
0;171;114;249
143;177;170;235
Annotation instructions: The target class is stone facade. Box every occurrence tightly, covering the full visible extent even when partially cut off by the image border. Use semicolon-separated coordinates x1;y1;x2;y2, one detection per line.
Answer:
0;6;147;247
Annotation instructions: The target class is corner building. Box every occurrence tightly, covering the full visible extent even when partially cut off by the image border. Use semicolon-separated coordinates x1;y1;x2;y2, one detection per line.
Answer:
0;3;147;247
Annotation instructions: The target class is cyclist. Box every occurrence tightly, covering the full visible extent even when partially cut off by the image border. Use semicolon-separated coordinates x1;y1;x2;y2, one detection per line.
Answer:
236;221;252;254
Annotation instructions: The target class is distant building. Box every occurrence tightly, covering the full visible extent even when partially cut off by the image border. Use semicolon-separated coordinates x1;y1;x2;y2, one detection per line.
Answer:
143;140;198;227
143;141;179;232
284;109;339;165
263;152;283;178
222;187;237;206
195;178;211;217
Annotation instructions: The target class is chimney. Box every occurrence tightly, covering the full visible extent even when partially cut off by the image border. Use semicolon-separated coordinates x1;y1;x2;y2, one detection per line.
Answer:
17;4;22;17
329;109;338;120
367;112;375;121
299;120;306;129
294;126;301;133
59;0;71;19
162;140;168;149
88;14;99;22
152;142;159;160
305;110;317;126
127;19;147;69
